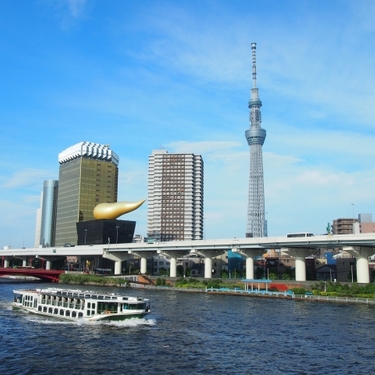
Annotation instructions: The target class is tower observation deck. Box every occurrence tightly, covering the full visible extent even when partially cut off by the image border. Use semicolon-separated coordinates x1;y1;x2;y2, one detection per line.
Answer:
245;43;266;237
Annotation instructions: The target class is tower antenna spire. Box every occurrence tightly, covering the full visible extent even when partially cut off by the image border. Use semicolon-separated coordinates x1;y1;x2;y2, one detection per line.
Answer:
252;42;257;88
245;42;267;238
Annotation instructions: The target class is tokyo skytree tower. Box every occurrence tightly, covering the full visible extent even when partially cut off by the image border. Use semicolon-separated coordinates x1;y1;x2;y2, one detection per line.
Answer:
245;42;266;238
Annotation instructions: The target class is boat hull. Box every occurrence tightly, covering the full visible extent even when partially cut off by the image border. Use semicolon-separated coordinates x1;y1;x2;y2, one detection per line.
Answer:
12;303;149;322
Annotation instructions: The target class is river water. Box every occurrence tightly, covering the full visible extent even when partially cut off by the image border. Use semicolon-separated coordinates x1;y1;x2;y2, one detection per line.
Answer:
0;280;374;375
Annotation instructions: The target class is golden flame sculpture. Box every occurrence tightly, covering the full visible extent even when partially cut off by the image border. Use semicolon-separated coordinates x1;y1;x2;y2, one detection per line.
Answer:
93;199;146;220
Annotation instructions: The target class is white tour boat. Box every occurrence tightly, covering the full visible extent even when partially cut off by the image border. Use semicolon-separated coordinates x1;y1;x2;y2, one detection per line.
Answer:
12;288;151;322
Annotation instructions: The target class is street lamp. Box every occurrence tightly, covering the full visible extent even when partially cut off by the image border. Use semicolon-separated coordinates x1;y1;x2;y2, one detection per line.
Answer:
351;203;355;234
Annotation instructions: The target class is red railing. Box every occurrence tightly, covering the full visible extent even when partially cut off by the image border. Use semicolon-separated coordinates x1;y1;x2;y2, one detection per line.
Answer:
0;268;65;282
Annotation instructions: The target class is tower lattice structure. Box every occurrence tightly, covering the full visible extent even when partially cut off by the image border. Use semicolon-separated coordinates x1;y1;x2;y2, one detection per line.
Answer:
245;43;266;238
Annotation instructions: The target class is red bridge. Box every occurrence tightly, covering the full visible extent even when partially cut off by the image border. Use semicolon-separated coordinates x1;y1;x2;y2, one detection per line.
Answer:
0;268;65;282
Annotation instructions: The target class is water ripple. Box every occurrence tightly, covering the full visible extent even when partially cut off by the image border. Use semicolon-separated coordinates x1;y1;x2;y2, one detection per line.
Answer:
1;282;375;375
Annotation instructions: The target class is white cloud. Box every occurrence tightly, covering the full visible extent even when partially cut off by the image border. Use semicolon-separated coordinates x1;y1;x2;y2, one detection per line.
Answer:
2;1;375;245
1;169;50;189
65;0;86;18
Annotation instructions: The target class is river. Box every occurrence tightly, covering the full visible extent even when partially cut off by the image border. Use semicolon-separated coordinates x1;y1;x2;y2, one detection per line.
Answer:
0;280;374;374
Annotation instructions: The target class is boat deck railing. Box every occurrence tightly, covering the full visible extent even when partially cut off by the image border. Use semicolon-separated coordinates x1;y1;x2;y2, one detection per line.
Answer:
37;288;141;301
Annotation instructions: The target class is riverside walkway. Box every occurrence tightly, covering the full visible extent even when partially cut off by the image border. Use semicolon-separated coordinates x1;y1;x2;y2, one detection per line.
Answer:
205;286;375;305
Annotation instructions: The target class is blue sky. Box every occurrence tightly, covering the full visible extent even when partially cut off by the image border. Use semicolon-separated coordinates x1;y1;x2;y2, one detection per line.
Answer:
1;0;375;248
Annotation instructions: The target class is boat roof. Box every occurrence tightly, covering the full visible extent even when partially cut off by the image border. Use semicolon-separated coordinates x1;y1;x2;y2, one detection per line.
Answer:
13;288;148;302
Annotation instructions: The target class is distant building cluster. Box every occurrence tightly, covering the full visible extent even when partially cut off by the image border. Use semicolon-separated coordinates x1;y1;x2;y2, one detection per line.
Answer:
331;213;375;235
34;142;204;248
29;42;374;277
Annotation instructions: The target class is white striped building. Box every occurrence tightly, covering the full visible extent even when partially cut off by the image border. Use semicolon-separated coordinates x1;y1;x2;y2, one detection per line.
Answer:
147;150;204;241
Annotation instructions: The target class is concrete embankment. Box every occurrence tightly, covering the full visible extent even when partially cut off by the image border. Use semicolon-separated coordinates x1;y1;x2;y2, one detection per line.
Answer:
138;284;375;305
136;276;375;305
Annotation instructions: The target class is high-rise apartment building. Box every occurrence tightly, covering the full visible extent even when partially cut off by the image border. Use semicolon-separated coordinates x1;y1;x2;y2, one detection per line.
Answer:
245;43;267;238
54;142;119;246
147;150;204;242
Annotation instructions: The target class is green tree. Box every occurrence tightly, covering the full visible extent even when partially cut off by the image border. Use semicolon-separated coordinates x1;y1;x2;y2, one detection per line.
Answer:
269;272;278;280
159;268;168;276
221;269;228;278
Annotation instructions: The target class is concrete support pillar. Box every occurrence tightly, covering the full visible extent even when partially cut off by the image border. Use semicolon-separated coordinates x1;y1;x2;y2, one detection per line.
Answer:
287;248;314;282
195;250;225;279
103;250;134;275
157;251;189;278
356;257;369;284
246;257;255;279
343;246;375;284
204;257;213;279
140;257;147;274
169;257;177;278
36;256;55;270
114;261;122;275
294;256;306;282
12;256;27;267
232;248;264;280
4;259;9;268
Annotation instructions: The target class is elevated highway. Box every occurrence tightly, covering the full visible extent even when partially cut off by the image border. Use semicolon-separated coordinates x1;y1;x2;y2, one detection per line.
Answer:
2;233;375;283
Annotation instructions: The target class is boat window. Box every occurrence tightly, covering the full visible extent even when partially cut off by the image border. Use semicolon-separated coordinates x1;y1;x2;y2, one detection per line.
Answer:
65;310;70;317
128;302;144;310
38;306;42;312
54;308;58;314
97;302;117;314
60;309;64;316
78;312;83;318
43;306;47;312
72;311;76;318
48;307;53;314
